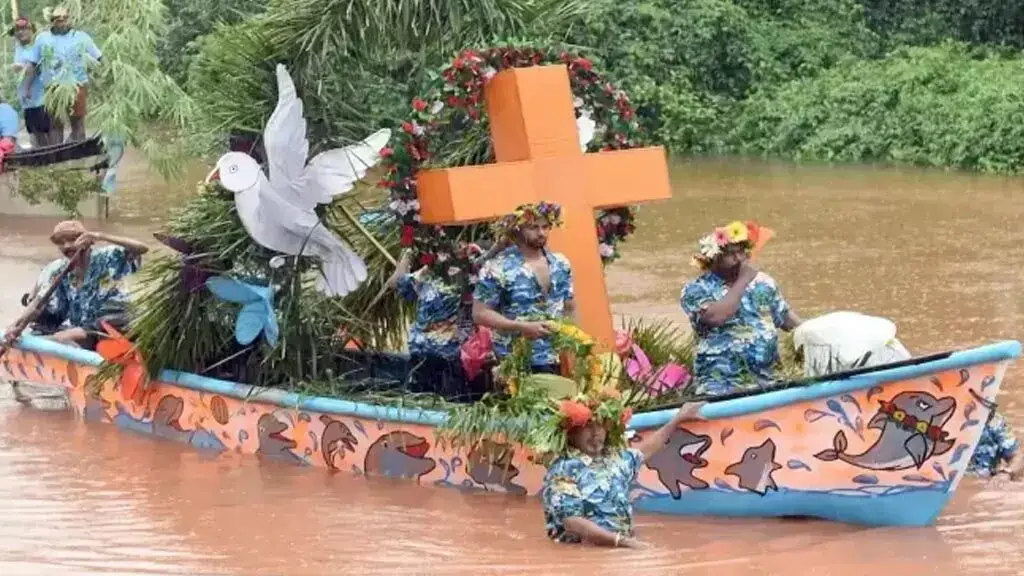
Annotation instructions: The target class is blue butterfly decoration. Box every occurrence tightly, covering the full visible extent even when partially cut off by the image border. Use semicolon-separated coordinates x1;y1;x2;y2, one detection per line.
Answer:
205;276;280;347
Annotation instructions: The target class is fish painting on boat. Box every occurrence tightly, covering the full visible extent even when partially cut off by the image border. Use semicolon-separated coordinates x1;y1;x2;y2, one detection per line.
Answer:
0;333;1018;528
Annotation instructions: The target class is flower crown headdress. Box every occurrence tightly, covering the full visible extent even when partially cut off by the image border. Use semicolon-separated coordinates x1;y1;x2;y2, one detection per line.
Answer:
494;201;563;239
691;220;769;270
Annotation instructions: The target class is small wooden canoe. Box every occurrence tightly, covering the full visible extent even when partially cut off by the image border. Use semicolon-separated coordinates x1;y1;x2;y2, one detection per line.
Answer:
1;333;1018;527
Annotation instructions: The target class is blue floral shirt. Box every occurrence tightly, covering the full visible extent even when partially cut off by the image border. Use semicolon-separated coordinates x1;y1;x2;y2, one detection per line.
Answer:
52;246;140;329
397;269;461;358
473;247;574;366
967;412;1020;477
681;271;790;396
542;448;643;543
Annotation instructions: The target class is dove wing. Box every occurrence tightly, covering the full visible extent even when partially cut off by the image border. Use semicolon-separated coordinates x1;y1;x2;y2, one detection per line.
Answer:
263;64;312;207
304;128;393;204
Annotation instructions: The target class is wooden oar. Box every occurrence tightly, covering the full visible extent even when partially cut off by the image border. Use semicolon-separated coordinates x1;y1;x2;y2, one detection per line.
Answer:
0;249;83;360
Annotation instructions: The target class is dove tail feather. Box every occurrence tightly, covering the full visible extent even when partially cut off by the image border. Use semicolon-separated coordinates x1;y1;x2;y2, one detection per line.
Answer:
317;244;369;297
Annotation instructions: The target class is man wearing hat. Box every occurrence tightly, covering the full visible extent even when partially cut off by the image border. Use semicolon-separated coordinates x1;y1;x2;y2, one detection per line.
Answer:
10;17;50;147
27;6;102;143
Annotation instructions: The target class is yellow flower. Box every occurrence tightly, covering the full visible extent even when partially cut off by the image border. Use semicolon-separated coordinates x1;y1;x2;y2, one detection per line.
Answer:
915;421;929;434
724;221;749;244
507;377;518;396
893;410;905;422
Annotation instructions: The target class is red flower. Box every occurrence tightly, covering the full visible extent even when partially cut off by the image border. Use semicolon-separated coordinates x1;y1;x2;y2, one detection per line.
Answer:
380;147;394;158
401;121;415;134
400;225;415;247
620;408;633;425
560;400;593;429
412;98;428;112
420;253;436;266
447;96;460;107
575;57;593;71
454;56;465;70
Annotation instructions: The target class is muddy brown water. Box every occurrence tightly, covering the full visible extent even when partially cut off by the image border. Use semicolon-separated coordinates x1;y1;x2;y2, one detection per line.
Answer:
0;157;1021;575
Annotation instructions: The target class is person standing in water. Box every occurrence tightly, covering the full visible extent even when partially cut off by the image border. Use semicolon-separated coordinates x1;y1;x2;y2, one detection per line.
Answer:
10;17;51;147
29;7;102;143
473;202;576;375
542;395;706;547
681;221;802;396
44;220;148;349
967;409;1023;486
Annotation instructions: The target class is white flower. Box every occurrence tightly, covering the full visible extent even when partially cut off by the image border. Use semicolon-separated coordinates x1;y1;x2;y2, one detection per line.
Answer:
430;100;444;114
447;266;462;277
437;252;450;263
608;213;622;225
269;256;288;269
573;96;584;109
411;121;425;136
469;274;479;284
577;110;596;152
698;235;722;259
599;243;615;258
388;199;412;215
482;67;497;80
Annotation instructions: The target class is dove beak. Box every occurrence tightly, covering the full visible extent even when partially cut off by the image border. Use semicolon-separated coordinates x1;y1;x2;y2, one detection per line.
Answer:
205;167;220;184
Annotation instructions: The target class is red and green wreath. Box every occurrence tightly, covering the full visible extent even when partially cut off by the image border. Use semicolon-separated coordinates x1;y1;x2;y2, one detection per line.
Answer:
380;45;645;290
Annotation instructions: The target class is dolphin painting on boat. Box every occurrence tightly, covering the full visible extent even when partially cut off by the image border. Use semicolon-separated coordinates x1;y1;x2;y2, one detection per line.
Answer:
814;391;956;471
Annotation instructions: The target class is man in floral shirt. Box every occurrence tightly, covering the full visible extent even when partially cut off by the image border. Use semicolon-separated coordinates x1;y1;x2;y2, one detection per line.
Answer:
473;202;575;374
542;395;706;548
680;221;802;396
967;410;1023;485
44;220;148;349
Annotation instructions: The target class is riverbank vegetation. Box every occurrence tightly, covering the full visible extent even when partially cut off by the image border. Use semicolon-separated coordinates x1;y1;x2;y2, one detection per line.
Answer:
175;0;1024;174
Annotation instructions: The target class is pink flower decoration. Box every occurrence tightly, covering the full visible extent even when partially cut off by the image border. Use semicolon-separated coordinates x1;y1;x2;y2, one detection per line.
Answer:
614;329;633;357
713;228;730;247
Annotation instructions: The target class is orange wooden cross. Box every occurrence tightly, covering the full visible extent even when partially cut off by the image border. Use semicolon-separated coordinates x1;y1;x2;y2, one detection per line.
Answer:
416;65;672;349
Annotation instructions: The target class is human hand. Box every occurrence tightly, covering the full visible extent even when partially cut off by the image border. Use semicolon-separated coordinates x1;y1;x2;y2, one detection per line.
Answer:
989;471;1011;490
618;537;649;549
517;321;552;340
72;231;98;250
674;401;707;424
738;260;759;282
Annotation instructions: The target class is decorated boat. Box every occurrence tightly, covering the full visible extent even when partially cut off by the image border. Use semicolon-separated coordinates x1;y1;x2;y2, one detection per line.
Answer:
3;47;1019;530
1;333;1018;527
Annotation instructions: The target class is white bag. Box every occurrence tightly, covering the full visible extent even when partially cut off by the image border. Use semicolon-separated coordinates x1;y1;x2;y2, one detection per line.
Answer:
792;311;912;378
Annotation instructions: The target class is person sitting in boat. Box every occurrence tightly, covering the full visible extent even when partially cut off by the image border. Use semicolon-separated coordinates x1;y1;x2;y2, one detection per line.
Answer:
967;409;1023;486
10;16;50;148
386;243;504;402
473;201;575;375
43;220;148;349
542;395;706;548
680;221;802;396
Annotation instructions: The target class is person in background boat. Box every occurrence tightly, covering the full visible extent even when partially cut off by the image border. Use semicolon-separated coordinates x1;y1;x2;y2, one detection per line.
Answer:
0;97;19;151
385;241;507;402
967;408;1023;487
9;17;51;148
473;202;575;375
543;396;707;548
43;220;147;349
29;7;102;143
681;221;802;396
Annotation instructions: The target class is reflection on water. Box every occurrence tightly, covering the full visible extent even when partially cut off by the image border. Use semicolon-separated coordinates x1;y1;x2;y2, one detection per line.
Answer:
0;157;1023;574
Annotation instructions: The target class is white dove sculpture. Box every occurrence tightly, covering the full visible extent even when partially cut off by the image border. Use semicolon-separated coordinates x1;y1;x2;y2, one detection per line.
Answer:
208;64;392;297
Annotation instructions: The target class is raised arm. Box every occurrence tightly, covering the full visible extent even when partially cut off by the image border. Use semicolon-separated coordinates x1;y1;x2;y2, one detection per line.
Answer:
635;402;707;462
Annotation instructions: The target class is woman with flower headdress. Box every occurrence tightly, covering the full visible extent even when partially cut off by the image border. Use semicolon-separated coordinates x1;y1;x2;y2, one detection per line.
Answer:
541;395;706;548
680;221;802;396
473;201;576;375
